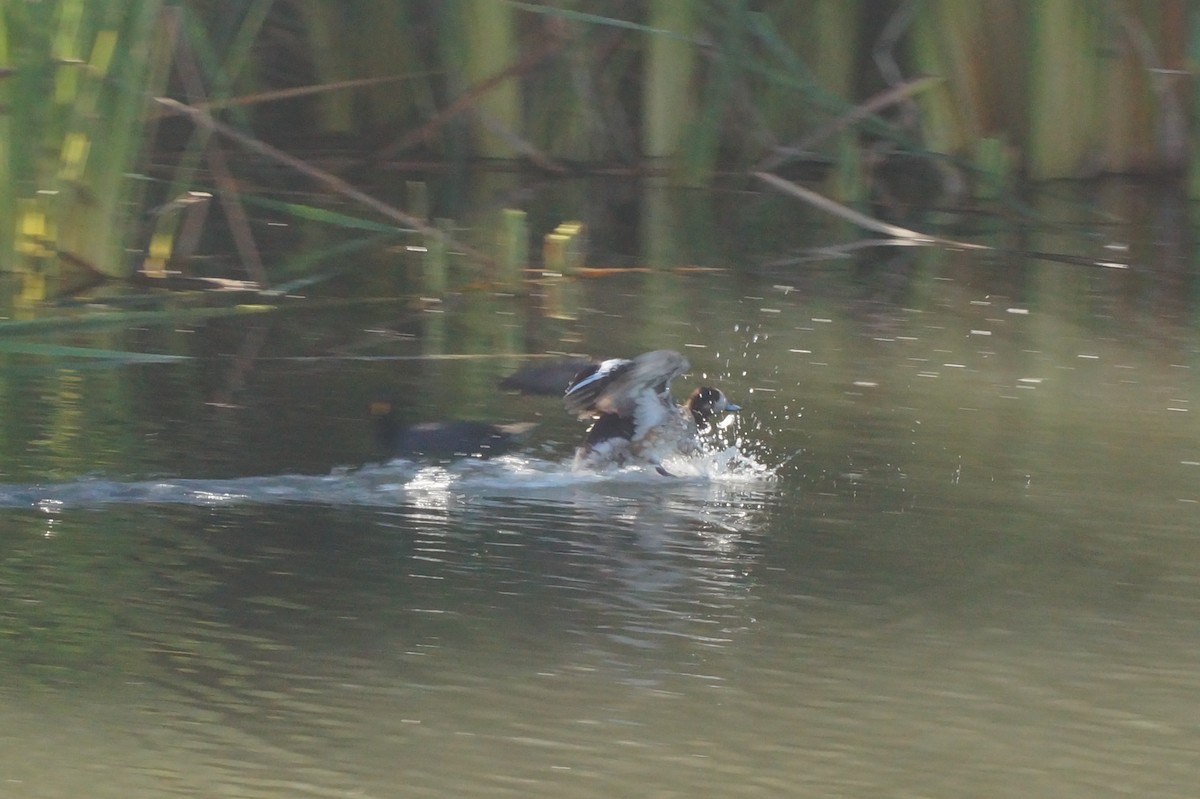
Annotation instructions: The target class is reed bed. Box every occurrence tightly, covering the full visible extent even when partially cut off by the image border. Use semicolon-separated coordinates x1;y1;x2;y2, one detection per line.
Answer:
3;2;171;284
1;0;1196;293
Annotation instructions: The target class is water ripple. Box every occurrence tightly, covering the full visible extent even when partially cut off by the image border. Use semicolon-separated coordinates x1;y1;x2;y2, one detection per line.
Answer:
1;448;776;510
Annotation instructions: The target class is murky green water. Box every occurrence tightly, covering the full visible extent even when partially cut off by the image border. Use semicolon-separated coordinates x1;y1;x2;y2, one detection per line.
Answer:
2;185;1200;796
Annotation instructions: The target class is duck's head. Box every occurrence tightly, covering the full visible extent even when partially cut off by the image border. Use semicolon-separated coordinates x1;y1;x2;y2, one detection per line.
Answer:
686;387;740;430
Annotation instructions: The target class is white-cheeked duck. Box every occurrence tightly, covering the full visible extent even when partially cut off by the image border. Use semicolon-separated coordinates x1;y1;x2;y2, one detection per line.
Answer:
563;349;740;475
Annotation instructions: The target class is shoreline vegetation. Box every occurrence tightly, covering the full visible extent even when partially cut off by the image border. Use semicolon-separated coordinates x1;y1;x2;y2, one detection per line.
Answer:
1;1;1197;293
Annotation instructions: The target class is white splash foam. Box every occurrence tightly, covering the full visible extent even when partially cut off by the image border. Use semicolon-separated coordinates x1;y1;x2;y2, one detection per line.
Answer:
0;441;777;509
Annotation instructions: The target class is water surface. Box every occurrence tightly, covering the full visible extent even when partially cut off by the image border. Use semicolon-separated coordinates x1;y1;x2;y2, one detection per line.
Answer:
2;186;1199;797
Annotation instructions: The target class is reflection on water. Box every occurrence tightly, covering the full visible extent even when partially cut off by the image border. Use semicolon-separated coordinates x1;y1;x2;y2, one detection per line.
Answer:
0;445;774;509
3;185;1200;795
2;481;779;796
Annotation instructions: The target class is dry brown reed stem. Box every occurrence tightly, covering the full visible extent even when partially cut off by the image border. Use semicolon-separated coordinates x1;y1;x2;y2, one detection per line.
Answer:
753;171;989;251
762;74;944;169
476;110;567;173
168;8;267;287
372;19;569;162
796;75;945;154
146;74;440;119
154;97;496;268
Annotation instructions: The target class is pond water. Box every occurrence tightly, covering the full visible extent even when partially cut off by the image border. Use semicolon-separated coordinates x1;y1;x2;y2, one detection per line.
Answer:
2;182;1199;797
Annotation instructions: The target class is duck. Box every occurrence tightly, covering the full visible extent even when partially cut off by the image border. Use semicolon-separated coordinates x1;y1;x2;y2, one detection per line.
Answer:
563;349;740;474
370;400;536;459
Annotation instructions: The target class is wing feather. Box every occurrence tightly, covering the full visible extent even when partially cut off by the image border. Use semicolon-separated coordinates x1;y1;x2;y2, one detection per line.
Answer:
563;350;689;419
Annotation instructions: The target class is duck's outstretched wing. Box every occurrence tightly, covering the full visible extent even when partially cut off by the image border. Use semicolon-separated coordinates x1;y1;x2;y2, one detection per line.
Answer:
563;357;632;417
563;350;689;419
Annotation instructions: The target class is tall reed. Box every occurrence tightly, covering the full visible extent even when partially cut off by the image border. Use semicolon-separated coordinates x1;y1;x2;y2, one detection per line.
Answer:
6;0;1197;299
0;10;12;264
1191;5;1200;196
642;1;697;162
459;0;520;158
296;0;355;134
756;0;862;145
3;1;171;283
907;0;984;156
1027;1;1101;180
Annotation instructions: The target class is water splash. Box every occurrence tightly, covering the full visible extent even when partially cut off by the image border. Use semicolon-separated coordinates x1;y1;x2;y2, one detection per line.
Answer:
0;445;777;510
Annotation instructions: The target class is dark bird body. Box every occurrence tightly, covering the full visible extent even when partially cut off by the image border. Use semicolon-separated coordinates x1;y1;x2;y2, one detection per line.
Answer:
371;401;535;459
499;357;596;396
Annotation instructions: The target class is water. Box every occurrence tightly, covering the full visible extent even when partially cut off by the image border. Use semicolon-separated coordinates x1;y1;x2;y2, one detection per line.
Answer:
3;192;1200;796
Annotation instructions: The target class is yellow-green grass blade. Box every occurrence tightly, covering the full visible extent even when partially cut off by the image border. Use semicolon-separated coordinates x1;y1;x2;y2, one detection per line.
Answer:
0;304;275;337
0;340;187;362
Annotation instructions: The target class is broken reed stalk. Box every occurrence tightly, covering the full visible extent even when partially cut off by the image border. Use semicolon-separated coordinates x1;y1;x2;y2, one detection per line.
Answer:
154;96;496;268
753;171;989;251
423;218;451;297
497;208;528;289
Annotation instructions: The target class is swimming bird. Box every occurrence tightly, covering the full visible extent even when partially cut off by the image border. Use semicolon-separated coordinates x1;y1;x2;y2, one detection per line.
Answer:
563;349;740;474
499;356;596;396
370;400;536;459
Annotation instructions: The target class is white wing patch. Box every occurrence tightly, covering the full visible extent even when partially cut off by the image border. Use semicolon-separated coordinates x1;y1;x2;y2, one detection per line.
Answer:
569;358;626;394
631;391;671;442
